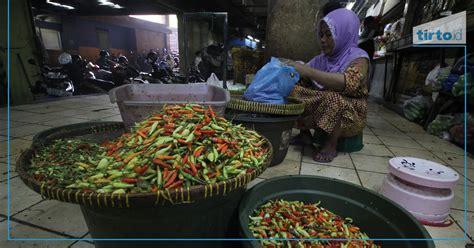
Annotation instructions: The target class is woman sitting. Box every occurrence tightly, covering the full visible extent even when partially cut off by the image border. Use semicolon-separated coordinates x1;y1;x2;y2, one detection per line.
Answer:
283;8;370;163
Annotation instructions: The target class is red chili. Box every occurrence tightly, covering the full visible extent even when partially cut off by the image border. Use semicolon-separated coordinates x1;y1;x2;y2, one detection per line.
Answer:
183;154;189;164
192;106;206;113
163;170;178;188
177;138;190;145
152;159;172;169
193;147;204;157
188;162;198;176
207;172;217;178
167;180;183;189
134;164;149;174
122;178;139;184
199;129;215;135
183;168;194;176
208;106;216;118
137;130;147;139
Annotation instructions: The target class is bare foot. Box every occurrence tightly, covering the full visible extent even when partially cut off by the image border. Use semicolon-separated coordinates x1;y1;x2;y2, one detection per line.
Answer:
313;143;337;163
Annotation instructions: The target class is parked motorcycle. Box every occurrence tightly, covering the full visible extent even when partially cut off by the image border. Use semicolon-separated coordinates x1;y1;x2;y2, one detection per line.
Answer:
146;51;186;84
41;53;116;97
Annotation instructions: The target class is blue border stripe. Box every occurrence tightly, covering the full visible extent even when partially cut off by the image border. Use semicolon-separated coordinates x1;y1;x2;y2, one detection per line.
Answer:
7;238;468;241
463;45;467;240
5;22;467;241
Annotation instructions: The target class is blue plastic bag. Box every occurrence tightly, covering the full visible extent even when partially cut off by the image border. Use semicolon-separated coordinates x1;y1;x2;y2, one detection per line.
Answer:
243;57;300;104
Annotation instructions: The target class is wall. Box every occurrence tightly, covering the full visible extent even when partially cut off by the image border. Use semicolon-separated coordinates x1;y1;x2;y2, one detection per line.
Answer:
135;29;167;54
169;27;178;52
1;0;38;105
265;0;326;62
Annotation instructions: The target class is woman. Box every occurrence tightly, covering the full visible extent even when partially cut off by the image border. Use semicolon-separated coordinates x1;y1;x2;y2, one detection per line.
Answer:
284;8;369;163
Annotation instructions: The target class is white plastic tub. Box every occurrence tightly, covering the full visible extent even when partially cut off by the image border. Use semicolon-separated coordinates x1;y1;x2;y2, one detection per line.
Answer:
109;84;230;129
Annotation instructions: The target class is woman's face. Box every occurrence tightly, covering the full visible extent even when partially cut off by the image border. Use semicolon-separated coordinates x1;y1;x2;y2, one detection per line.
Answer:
319;22;334;55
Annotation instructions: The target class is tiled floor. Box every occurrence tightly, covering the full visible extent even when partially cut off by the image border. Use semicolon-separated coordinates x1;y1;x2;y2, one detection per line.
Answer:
0;94;472;247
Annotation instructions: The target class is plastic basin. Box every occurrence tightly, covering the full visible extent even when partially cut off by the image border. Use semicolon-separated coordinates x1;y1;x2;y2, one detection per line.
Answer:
109;84;230;129
239;175;435;248
18;122;271;248
225;114;299;166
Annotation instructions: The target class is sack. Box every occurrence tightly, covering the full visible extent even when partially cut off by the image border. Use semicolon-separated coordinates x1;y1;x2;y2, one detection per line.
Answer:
403;95;433;121
425;65;440;86
427;114;463;137
243;57;300;104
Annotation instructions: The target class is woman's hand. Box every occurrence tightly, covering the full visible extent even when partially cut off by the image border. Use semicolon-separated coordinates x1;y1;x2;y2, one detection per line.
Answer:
279;58;296;67
279;57;346;91
279;58;306;76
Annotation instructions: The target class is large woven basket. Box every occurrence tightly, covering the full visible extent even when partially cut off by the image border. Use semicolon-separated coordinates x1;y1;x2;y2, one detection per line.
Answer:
17;122;272;208
227;95;305;116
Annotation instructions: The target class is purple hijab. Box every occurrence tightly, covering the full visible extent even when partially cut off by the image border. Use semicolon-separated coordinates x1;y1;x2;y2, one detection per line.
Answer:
308;8;368;89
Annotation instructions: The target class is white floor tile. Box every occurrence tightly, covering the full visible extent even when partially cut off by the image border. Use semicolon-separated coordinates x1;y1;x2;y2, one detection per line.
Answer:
354;144;394;157
450;209;474;241
284;145;302;162
387;146;445;164
371;128;410;138
0;139;32;158
14;201;89;238
300;162;361;186
435;152;474;169
424;216;470;248
22;106;64;114
0;121;28;130
70;241;95;248
259;159;300;179
9;124;53;139
9;111;60;124
351;154;390;173
419;139;465;155
357;171;386;193
0;162;17;182
363;127;374;135
0;220;73;247
451;184;474;212
39;117;88;128
0;177;43;216
378;136;425;149
99;115;123;122
73;112;118;121
363;134;383;145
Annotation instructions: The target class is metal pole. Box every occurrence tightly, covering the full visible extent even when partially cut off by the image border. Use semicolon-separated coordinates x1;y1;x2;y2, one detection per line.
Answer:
183;15;188;83
223;13;228;89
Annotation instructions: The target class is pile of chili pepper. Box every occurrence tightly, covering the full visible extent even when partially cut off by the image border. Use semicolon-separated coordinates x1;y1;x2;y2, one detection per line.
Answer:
30;139;105;189
249;199;380;248
29;104;269;194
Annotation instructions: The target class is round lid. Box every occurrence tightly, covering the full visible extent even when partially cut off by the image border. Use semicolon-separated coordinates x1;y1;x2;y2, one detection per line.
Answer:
388;157;459;189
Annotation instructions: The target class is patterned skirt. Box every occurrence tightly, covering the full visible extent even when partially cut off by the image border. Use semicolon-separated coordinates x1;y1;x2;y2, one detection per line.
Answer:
290;85;368;137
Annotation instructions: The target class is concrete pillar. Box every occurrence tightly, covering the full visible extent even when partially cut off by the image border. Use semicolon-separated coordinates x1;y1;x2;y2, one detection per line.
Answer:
1;0;39;105
265;0;327;63
178;15;223;77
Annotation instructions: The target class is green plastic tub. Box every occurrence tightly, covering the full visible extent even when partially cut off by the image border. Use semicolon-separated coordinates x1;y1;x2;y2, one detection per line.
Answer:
239;175;435;248
313;129;364;153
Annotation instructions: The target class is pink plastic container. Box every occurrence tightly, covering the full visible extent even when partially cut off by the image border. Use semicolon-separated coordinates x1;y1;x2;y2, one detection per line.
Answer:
381;157;459;224
109;84;230;129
